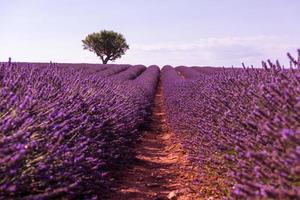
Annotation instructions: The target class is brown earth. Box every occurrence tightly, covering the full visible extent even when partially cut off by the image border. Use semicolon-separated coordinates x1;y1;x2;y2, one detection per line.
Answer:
108;84;201;200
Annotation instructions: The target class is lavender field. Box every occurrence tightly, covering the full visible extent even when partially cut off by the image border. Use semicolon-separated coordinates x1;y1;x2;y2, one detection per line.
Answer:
0;51;300;199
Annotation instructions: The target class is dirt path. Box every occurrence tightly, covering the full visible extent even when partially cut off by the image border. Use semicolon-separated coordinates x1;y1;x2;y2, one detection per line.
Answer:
108;84;199;200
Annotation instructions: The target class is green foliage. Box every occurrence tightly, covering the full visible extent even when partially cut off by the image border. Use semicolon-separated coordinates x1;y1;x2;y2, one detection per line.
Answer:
82;30;129;64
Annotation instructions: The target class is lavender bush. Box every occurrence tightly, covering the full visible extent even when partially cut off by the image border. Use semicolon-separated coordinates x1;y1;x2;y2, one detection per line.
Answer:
0;63;159;199
162;51;300;199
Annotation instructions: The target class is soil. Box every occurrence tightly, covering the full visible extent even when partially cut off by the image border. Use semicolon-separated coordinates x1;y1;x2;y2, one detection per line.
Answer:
108;84;200;200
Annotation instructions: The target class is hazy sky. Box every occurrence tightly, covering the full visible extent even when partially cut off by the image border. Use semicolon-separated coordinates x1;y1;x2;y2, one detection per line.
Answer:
1;0;299;67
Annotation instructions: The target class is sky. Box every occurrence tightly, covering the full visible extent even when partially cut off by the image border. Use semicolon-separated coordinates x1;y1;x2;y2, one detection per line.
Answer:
0;0;300;67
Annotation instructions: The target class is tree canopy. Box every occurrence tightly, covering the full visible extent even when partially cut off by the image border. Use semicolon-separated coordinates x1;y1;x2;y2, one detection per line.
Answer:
82;30;129;64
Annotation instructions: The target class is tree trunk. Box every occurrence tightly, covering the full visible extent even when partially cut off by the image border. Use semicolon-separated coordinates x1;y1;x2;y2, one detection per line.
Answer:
103;56;110;64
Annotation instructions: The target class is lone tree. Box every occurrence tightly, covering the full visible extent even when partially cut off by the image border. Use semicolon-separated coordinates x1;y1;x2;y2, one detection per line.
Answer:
82;30;129;64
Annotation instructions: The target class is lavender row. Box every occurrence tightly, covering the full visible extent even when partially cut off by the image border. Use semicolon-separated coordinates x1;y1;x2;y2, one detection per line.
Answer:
0;63;159;199
175;66;201;79
96;64;129;77
129;65;160;121
161;52;300;199
131;65;160;96
108;65;146;82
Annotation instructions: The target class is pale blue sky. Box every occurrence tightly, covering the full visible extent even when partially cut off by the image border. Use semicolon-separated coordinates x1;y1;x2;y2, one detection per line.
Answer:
1;0;299;67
